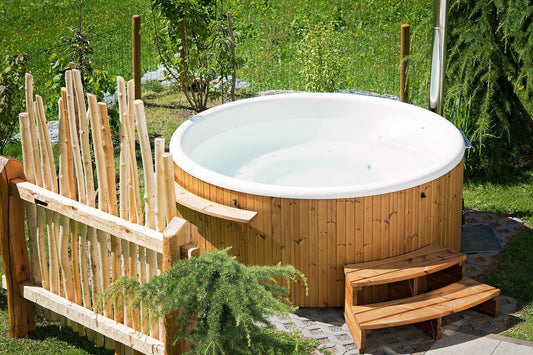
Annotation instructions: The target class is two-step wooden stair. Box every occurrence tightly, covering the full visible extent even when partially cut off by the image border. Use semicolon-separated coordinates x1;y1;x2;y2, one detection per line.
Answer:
344;244;500;353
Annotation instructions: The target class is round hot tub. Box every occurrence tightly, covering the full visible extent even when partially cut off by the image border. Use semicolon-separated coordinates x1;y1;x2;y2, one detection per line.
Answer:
170;93;465;307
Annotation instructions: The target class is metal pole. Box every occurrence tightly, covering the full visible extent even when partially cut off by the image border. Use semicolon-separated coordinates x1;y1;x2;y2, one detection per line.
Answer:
429;0;448;115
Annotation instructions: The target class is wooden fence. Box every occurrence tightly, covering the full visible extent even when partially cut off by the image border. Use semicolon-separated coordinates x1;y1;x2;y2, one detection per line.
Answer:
0;70;198;354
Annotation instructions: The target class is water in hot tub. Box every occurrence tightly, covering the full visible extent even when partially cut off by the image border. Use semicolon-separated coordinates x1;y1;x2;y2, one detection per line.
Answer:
187;117;435;187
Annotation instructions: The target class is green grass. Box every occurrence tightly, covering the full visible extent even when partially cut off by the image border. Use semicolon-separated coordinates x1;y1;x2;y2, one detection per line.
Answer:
487;230;533;341
0;289;112;354
463;165;533;222
464;163;533;341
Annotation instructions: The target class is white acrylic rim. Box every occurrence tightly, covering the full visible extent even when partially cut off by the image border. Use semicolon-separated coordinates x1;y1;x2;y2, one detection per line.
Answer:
170;93;465;199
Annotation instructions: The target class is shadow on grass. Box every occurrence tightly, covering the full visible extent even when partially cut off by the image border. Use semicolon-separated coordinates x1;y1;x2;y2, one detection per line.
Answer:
0;288;113;354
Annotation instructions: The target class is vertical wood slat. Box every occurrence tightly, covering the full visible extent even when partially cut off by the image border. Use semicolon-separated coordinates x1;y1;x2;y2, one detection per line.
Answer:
57;100;75;304
88;94;112;319
18;112;42;286
65;71;92;312
24;74;49;291
0;157;36;338
34;96;61;297
134;100;159;338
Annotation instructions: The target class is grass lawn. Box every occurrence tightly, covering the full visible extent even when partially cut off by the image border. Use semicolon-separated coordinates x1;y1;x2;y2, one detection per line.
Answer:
464;164;533;342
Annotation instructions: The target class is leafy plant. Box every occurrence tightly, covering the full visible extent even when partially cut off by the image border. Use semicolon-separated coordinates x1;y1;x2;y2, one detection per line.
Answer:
0;53;28;155
99;249;318;354
296;25;346;92
444;0;533;174
150;0;243;112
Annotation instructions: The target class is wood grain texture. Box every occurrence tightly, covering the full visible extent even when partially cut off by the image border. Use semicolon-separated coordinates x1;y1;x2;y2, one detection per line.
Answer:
174;161;464;307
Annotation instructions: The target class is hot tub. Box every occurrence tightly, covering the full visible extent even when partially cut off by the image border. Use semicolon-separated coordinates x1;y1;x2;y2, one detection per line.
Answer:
170;93;465;307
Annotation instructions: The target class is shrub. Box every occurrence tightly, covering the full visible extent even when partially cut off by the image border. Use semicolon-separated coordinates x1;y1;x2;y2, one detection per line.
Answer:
0;54;28;155
100;249;318;354
296;26;346;92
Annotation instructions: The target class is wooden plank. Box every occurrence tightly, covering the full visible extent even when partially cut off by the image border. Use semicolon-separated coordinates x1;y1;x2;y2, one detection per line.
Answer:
298;198;309;305
346;253;466;287
346;247;465;278
327;200;337;306
354;278;499;328
15;181;164;253
363;196;373;262
174;182;257;224
0;157;36;337
20;283;164;354
353;199;363;263
317;200;328;307
308;200;319;307
345;244;445;271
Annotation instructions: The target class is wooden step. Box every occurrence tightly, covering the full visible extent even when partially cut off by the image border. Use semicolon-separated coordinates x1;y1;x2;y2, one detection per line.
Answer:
345;278;500;352
345;244;466;288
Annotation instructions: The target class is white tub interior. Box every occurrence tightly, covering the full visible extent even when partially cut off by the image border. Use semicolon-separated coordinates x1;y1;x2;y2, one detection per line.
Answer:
170;93;465;198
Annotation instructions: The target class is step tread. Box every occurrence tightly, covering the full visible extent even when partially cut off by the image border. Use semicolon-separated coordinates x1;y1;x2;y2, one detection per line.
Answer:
345;244;465;287
351;278;500;330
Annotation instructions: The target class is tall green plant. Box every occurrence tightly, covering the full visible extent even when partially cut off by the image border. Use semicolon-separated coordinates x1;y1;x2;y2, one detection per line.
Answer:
151;0;242;112
0;54;28;155
99;249;318;354
445;0;533;173
296;26;346;92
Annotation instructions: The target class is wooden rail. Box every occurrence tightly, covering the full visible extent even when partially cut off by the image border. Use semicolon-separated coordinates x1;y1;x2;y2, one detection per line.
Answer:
174;181;257;224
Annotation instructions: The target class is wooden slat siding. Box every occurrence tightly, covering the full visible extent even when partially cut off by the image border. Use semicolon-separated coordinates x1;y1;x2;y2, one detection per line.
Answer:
353;199;363;263
298;198;309;305
363;196;373;262
280;198;291;274
397;191;406;255
326;200;337;306
453;161;464;251
335;199;346;306
316;200;327;307
264;197;273;273
293;198;302;302
381;194;390;260
173;162;464;307
389;191;399;257
0;157;36;337
353;278;500;329
271;197;282;266
308;199;319;306
249;194;259;269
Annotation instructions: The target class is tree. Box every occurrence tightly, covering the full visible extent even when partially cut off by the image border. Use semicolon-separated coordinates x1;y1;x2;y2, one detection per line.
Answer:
444;0;533;173
100;249;318;354
150;0;241;112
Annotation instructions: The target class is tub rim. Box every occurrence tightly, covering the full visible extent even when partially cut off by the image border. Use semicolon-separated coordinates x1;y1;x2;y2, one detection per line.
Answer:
170;93;465;199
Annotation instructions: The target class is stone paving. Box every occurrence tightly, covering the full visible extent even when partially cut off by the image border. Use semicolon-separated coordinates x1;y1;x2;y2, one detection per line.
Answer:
269;209;531;354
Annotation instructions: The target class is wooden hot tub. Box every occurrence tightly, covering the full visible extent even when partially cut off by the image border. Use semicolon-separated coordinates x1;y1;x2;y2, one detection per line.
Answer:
170;93;465;307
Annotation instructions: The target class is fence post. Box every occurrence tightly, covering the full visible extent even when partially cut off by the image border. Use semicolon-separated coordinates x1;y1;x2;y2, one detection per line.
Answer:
400;24;410;103
0;156;35;338
132;14;142;100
